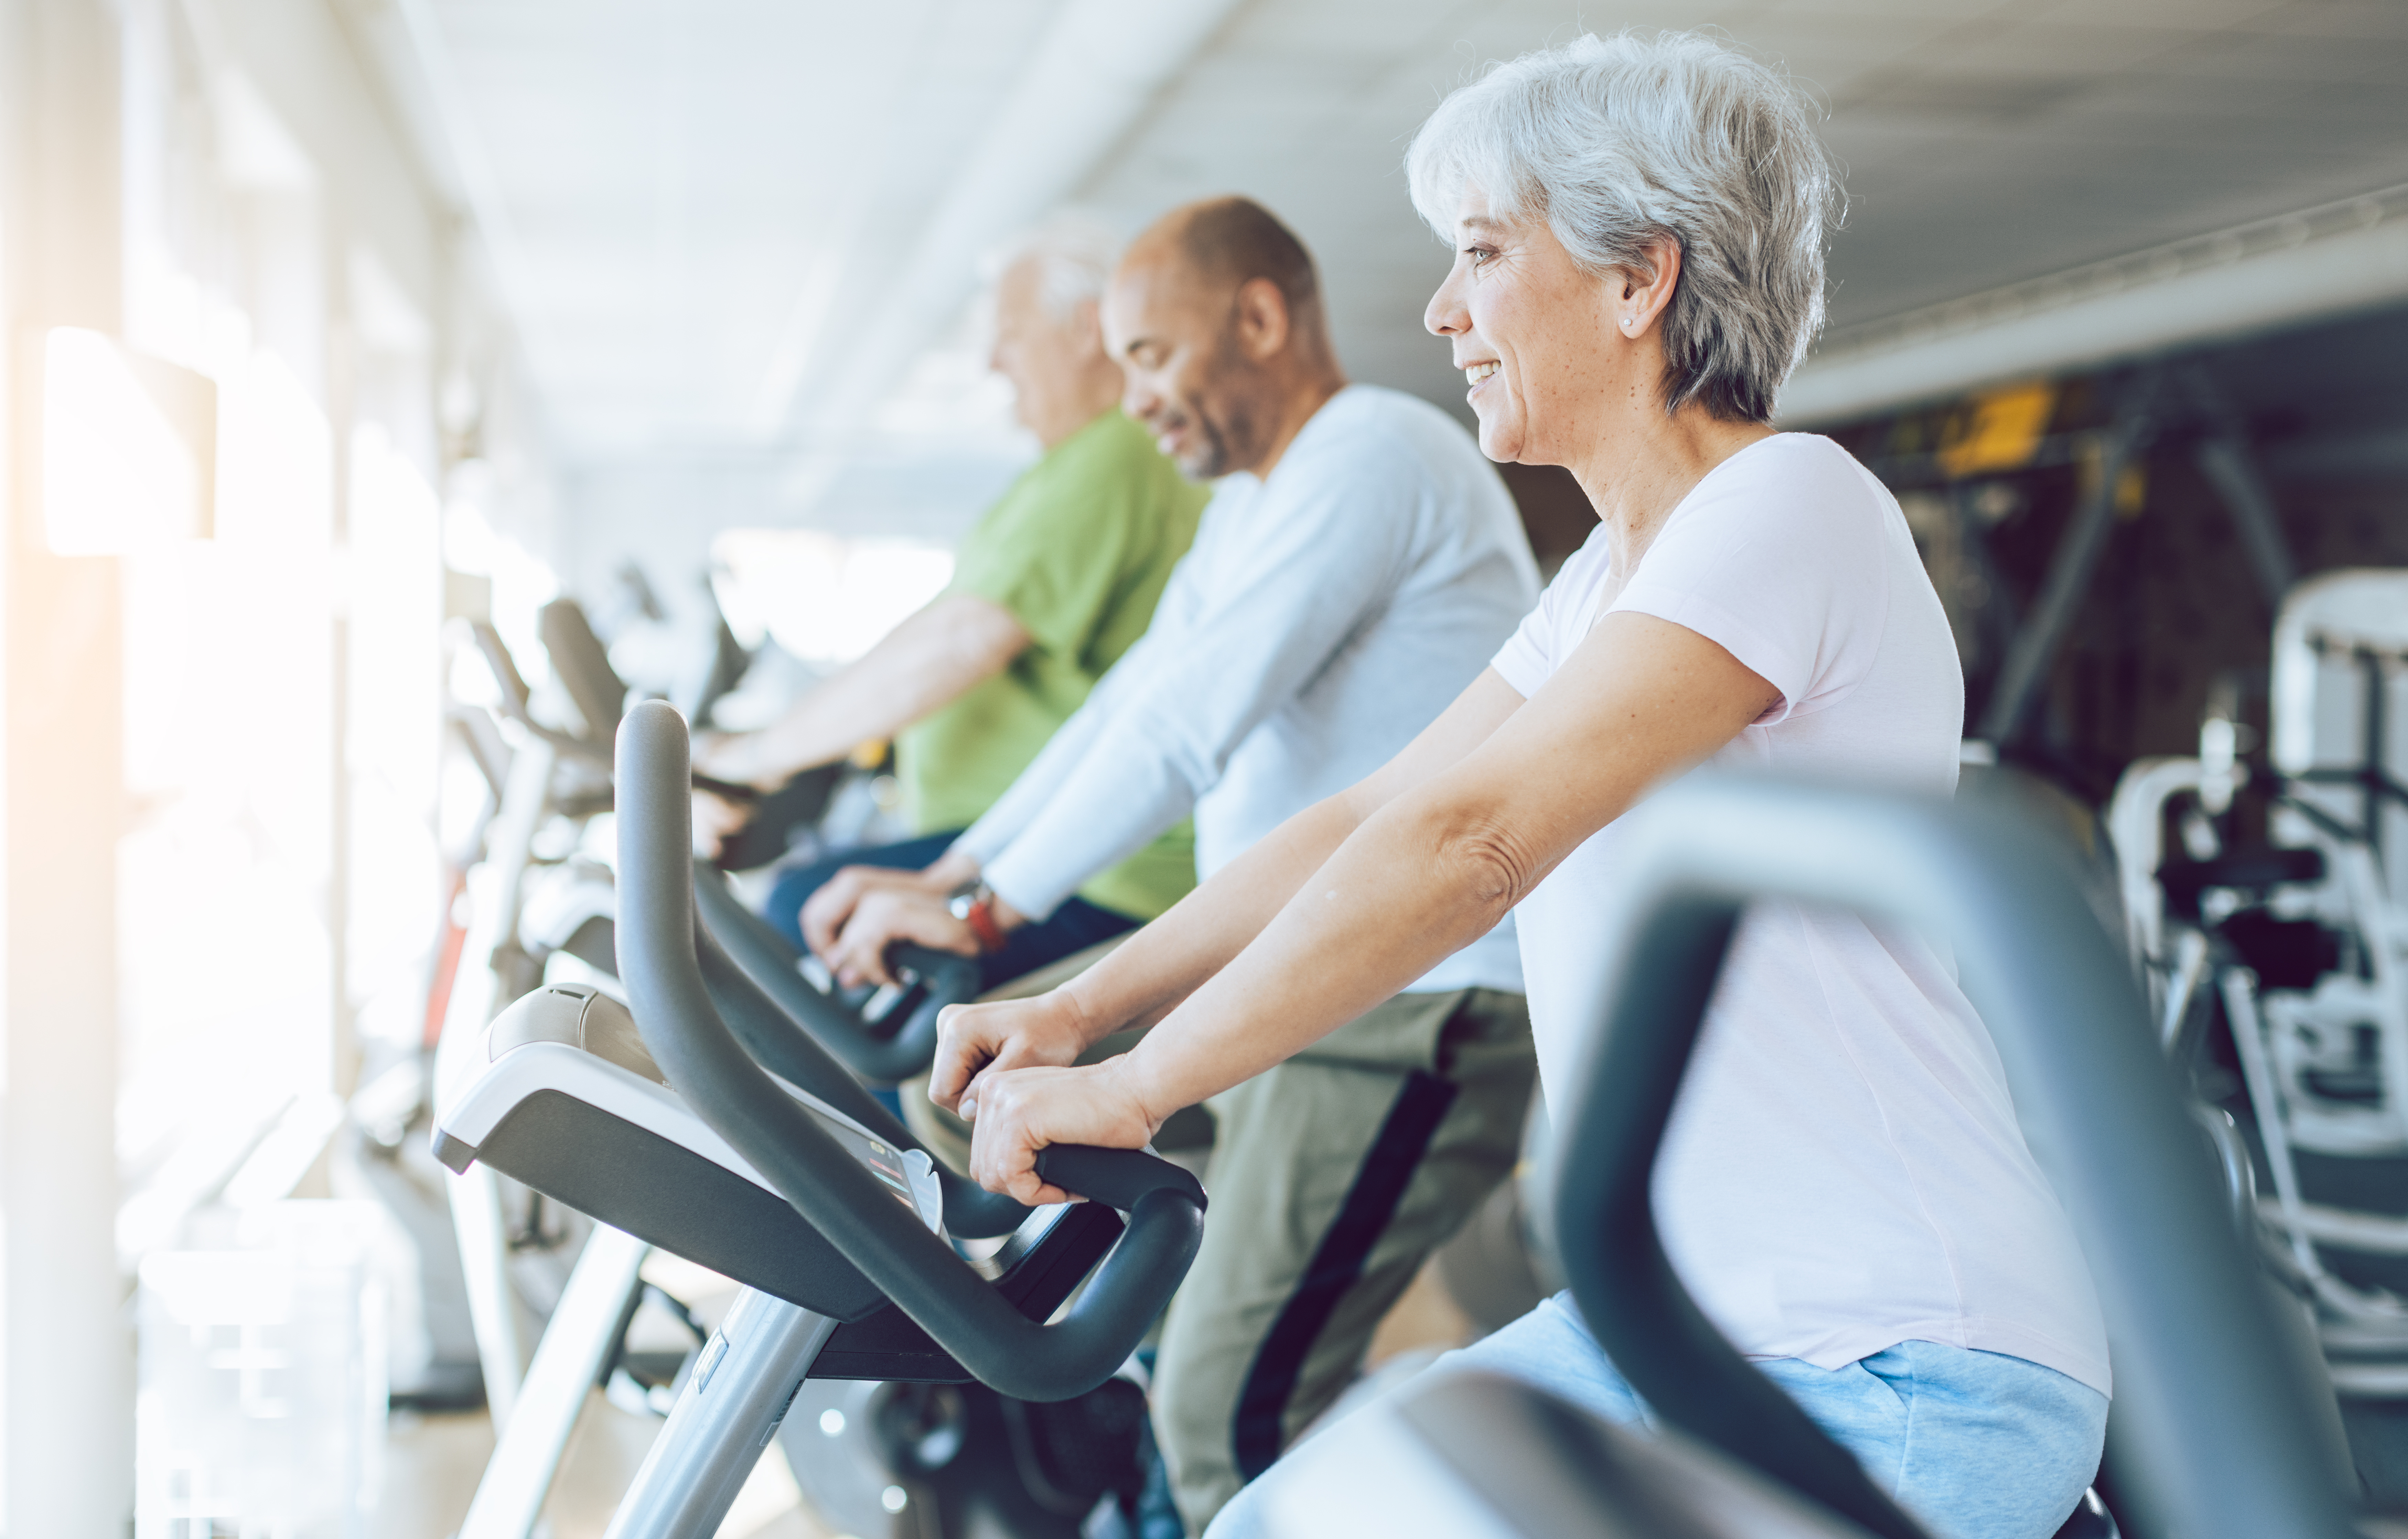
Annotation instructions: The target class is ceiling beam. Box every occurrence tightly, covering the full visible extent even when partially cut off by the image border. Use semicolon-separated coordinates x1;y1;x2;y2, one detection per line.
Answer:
767;0;1248;447
1780;184;2408;428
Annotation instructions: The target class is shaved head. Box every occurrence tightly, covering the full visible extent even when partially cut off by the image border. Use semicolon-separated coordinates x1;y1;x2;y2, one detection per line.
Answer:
1139;196;1322;328
1107;197;1344;479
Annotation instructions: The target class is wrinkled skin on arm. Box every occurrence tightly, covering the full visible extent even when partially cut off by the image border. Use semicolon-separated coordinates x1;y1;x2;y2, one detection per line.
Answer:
939;611;1777;1205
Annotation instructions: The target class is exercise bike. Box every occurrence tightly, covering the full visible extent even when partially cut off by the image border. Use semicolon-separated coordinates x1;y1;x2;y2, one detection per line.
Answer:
434;701;1205;1537
2109;568;2408;1396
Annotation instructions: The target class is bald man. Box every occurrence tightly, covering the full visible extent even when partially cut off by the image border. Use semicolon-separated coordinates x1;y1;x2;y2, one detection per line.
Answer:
805;197;1541;1530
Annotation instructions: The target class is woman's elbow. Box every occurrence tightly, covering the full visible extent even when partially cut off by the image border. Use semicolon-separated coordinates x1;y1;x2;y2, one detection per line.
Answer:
1432;819;1534;922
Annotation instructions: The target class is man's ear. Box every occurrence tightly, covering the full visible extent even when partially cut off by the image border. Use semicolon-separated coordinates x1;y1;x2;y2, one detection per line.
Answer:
1069;298;1106;354
1230;276;1291;361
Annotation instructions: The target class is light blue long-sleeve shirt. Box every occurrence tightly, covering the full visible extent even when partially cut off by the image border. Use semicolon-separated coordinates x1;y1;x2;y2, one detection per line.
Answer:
955;384;1538;996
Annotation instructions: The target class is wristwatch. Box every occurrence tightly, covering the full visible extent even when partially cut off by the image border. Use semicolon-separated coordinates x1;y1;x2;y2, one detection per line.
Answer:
948;880;1008;955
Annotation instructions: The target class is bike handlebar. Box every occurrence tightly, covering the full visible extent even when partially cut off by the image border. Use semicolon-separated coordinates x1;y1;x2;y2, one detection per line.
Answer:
690;915;1030;1238
692;865;975;1085
615;700;1203;1402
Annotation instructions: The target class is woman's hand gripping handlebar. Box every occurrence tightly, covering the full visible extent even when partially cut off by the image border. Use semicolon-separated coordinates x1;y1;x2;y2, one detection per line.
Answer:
931;992;1161;1207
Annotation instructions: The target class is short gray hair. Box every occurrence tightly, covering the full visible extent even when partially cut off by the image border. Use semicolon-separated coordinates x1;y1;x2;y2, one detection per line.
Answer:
1406;32;1841;423
987;212;1120;322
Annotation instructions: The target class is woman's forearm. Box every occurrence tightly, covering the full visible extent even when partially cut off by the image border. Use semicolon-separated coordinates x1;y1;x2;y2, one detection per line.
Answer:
1109;619;1782;1118
1055;669;1532;1044
1116;792;1517;1117
1059;792;1366;1036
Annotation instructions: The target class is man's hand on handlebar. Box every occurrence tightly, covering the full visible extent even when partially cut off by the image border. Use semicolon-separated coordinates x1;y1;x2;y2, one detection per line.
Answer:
689;731;770;860
691;787;753;860
691;727;770;789
801;863;955;960
963;1059;1160;1207
825;886;980;988
929;991;1096;1117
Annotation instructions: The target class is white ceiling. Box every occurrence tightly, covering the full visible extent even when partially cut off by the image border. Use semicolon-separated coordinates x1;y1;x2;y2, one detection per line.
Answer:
410;0;1062;453
377;0;2408;546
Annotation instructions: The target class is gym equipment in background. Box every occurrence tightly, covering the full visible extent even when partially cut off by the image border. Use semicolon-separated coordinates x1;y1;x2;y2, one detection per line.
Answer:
334;692;519;1410
531;590;846;875
445;598;980;1436
430;609;630;1420
1253;775;2359;1538
434;700;1205;1538
2111;567;2408;1395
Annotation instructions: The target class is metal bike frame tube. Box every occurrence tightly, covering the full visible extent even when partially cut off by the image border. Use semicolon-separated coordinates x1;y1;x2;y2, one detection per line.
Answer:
604;1287;839;1539
457;1225;651;1539
2158;928;2210;1050
448;1167;523;1423
439;735;559;1424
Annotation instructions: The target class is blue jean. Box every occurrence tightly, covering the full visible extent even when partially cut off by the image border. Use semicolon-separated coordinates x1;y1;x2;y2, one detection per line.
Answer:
1206;1292;2107;1539
762;830;1142;995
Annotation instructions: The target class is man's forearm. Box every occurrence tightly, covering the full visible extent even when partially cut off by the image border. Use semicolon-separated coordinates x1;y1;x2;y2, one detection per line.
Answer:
712;594;1028;786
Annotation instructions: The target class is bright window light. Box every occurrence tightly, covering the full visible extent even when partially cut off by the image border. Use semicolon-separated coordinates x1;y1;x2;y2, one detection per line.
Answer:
41;327;214;555
712;528;954;667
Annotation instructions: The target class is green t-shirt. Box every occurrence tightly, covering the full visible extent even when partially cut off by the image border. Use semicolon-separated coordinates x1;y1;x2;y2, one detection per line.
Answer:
895;409;1206;920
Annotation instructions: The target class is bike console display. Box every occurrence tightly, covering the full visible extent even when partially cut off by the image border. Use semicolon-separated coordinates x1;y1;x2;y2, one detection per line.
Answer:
433;982;942;1322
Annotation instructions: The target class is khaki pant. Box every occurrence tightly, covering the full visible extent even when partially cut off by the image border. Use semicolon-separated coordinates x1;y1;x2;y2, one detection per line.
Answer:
1157;988;1533;1532
902;986;1534;1535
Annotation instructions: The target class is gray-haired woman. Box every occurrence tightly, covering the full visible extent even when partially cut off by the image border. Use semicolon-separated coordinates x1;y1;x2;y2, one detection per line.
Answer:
926;32;2109;1539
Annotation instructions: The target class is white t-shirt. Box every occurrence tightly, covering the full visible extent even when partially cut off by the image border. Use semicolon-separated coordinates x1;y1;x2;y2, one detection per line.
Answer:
1491;433;2110;1395
962;384;1536;994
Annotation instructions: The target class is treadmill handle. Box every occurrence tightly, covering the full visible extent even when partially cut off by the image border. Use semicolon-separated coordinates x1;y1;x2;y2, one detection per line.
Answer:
1552;775;2357;1539
617;701;1204;1404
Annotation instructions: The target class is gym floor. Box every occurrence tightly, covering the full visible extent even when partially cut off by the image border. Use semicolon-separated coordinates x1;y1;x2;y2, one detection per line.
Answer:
380;1256;1475;1537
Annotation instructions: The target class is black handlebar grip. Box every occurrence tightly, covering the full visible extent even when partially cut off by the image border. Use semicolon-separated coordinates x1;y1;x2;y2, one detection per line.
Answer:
713;765;843;875
1034;1145;1205;1213
690;772;761;804
883;942;980;1050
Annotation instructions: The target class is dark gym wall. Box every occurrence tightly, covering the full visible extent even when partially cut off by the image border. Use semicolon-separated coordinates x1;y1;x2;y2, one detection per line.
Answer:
1823;303;2408;801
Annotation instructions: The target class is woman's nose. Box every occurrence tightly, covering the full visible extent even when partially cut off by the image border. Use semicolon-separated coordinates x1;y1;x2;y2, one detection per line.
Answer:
1425;272;1467;337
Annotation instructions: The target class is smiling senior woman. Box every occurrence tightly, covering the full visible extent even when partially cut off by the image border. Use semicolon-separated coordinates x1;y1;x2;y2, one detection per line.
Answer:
927;31;2110;1539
